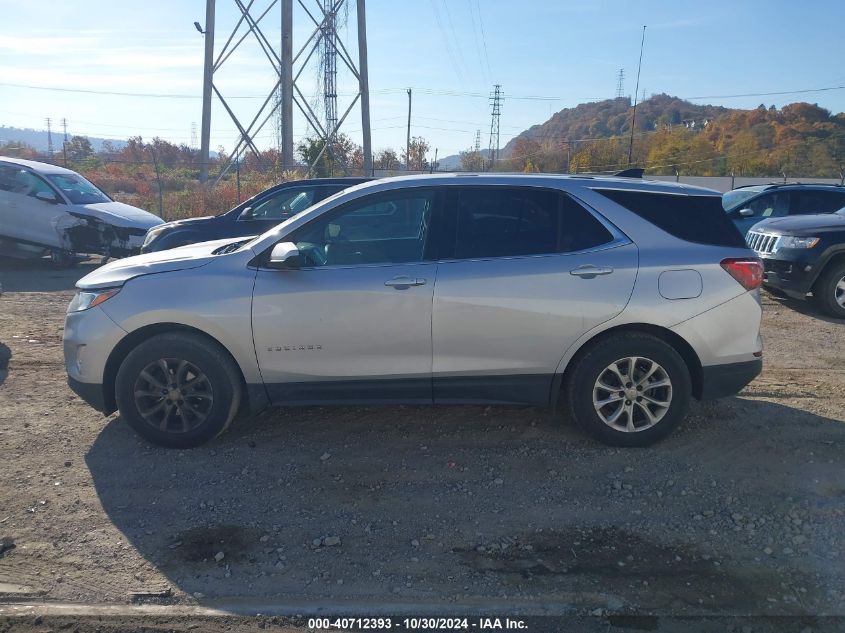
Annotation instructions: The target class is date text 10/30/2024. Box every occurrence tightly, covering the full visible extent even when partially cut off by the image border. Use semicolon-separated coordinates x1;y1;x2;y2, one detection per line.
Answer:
307;618;528;630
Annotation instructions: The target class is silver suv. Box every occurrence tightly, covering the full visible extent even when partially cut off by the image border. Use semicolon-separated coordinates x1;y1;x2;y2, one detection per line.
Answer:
63;174;763;448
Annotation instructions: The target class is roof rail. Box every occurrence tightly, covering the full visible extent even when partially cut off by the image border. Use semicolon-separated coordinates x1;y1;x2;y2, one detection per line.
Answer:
614;168;644;179
732;181;843;190
761;181;844;189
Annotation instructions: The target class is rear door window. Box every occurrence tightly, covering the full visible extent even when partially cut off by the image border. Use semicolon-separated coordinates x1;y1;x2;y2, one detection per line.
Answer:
595;189;746;248
451;187;614;259
791;190;845;214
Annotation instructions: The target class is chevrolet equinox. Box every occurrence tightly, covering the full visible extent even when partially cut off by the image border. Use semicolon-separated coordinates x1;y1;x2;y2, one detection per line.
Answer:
64;174;764;448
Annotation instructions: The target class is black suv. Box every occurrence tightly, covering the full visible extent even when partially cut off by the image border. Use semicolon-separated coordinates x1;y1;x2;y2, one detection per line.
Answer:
747;208;845;318
141;177;369;253
723;183;845;237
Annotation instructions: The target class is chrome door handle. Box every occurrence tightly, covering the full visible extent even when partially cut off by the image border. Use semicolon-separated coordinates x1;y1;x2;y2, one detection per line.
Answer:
570;265;613;278
384;276;426;288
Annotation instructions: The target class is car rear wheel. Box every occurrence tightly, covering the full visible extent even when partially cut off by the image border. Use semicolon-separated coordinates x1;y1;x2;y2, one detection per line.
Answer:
813;262;845;319
115;333;242;448
564;333;692;447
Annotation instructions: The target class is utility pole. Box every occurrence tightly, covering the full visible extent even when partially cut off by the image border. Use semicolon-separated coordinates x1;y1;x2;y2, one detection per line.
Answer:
627;25;646;167
406;88;412;170
488;84;502;169
61;118;69;165
357;0;372;175
281;0;293;170
45;118;53;157
199;0;215;182
615;68;625;99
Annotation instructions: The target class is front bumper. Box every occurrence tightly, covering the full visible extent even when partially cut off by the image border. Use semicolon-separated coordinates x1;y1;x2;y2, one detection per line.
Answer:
700;359;762;400
761;256;817;300
67;376;108;413
63;305;126;414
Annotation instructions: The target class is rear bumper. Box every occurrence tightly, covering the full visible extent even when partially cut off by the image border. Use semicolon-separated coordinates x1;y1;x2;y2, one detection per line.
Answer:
700;359;762;400
67;376;109;414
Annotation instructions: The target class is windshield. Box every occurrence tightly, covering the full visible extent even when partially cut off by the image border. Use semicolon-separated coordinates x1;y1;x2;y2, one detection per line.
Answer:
47;173;111;204
722;188;764;211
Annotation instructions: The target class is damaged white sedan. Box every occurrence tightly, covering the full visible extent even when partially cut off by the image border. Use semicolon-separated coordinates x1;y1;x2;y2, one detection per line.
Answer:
0;157;163;266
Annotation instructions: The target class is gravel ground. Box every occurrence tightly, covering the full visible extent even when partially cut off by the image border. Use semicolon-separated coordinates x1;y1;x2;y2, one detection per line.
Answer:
0;257;843;627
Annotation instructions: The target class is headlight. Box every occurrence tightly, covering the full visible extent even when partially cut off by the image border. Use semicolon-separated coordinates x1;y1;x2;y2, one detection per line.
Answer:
68;288;121;313
143;226;166;246
778;236;820;250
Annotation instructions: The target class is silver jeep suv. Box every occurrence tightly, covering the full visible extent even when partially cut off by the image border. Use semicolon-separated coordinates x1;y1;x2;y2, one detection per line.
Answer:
64;174;763;448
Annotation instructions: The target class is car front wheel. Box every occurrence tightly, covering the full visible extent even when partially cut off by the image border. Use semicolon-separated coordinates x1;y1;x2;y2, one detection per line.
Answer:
564;333;692;447
814;262;845;319
115;333;242;448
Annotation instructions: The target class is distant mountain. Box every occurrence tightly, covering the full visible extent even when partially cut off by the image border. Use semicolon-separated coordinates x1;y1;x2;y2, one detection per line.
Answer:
435;148;493;171
502;94;730;157
0;126;127;153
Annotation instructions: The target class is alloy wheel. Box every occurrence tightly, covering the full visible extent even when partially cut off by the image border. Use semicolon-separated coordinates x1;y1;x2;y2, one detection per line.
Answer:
133;358;214;433
835;275;845;309
593;356;672;432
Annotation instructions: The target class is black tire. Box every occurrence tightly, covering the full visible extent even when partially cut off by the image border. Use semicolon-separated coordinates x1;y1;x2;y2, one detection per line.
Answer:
115;333;242;448
564;333;692;447
813;262;845;319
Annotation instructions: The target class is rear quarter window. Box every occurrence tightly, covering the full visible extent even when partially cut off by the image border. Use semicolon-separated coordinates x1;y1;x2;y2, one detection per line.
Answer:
595;189;746;248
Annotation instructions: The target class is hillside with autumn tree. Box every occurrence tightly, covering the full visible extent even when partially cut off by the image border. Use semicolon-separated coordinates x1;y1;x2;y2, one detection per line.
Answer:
481;94;845;177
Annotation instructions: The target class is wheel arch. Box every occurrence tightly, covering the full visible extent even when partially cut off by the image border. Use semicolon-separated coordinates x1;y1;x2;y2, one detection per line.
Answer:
551;322;704;410
101;322;264;416
812;249;845;290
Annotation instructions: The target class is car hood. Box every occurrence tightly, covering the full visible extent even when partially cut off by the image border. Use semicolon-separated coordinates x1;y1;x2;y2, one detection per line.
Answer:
73;201;164;230
752;212;845;235
76;237;240;290
155;215;217;231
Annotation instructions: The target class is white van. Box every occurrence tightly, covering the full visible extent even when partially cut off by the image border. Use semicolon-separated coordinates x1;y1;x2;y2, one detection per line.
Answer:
0;157;163;266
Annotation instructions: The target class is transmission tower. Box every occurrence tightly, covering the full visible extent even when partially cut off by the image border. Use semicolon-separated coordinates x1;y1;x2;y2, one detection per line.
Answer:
473;129;480;153
190;122;198;149
488;84;502;167
61;118;69;164
616;68;625;99
198;0;372;182
320;0;339;140
45;118;53;156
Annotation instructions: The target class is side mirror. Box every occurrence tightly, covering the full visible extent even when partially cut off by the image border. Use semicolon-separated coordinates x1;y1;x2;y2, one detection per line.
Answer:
36;191;59;204
267;242;300;269
239;206;254;221
738;208;754;218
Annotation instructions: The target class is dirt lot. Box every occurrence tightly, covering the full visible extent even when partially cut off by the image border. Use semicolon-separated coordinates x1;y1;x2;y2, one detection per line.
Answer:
0;257;843;630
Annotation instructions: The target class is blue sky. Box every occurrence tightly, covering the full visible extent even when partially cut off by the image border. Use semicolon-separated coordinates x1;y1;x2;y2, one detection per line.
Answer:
1;0;844;159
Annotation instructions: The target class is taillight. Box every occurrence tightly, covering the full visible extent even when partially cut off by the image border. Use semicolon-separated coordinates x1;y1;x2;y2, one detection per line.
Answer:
720;258;763;291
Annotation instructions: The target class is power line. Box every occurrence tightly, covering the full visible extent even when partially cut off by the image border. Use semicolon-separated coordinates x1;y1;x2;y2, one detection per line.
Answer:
429;0;464;83
440;0;469;82
466;0;489;85
473;0;493;80
3;81;845;103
